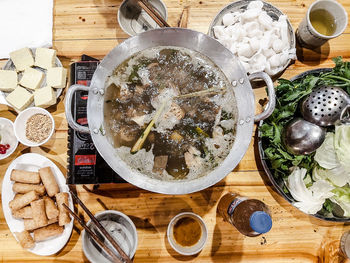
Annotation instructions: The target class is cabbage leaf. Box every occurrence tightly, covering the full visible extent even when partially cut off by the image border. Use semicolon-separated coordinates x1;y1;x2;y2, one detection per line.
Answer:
314;133;339;169
334;125;350;173
286;167;334;214
331;185;350;217
313;166;350;187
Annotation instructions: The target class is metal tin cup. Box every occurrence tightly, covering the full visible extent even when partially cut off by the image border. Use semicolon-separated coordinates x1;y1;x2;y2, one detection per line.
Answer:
82;210;138;263
296;0;348;48
118;0;168;36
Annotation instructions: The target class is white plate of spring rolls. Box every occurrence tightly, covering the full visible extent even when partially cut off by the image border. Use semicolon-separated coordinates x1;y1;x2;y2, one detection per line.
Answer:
1;153;74;256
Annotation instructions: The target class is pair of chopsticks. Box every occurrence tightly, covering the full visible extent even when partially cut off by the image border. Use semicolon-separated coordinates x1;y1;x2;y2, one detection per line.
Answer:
136;0;170;28
63;191;133;263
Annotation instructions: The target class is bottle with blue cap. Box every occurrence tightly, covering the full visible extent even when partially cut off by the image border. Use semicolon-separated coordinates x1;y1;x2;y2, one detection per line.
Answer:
217;192;272;237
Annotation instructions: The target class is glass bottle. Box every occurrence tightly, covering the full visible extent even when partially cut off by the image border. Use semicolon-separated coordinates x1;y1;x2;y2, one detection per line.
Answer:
217;192;272;237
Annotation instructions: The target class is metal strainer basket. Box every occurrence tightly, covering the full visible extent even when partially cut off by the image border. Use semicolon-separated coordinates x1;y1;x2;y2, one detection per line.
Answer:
301;86;350;126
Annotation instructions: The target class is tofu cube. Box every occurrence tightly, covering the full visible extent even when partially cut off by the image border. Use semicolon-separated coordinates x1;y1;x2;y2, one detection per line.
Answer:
6;86;34;111
9;47;34;72
35;48;56;69
0;70;18;92
19;68;44;90
34;86;56;108
46;67;67;89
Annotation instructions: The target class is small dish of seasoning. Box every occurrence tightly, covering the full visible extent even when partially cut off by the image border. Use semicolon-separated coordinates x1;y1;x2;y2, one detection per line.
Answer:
167;212;208;256
14;107;55;147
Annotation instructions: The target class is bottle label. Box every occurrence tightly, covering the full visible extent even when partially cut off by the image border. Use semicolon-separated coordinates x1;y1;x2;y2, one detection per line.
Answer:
227;196;248;216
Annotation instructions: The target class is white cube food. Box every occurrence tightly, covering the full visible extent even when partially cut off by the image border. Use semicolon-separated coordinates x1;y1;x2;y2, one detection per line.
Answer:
46;67;67;89
6;86;34;111
9;47;34;72
0;70;18;92
35;48;56;69
34;86;56;108
19;68;44;90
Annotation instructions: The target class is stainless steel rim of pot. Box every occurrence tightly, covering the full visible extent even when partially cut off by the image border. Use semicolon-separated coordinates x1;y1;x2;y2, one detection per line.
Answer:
65;27;276;194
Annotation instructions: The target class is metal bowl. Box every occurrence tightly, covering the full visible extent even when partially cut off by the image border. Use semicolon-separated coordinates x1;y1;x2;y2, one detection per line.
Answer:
258;68;350;222
208;0;295;79
65;28;276;195
118;0;168;36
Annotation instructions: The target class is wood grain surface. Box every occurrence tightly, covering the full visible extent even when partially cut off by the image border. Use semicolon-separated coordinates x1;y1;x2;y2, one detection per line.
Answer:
0;0;350;262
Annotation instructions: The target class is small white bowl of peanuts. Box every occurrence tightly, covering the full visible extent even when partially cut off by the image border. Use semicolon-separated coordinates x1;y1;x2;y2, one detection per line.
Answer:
14;107;55;147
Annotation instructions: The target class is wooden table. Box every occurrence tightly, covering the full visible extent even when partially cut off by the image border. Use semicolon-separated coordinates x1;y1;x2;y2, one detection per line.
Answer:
0;0;350;262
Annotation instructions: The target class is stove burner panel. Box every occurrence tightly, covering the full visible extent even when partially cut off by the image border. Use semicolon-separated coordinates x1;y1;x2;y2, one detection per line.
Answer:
67;58;125;184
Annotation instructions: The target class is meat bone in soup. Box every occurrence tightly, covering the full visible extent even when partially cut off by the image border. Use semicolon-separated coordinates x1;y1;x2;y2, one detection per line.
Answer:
104;46;237;180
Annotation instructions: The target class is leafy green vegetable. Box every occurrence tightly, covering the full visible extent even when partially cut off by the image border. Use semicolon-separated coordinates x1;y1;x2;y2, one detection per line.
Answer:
331;184;350;217
128;59;151;84
323;199;334;214
260;57;350;181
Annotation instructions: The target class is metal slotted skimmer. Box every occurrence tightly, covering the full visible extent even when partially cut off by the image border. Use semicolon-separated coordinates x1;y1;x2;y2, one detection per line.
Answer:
301;86;350;126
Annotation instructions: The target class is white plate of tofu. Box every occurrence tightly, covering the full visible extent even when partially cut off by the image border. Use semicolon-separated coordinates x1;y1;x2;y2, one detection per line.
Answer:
1;153;74;256
0;47;67;112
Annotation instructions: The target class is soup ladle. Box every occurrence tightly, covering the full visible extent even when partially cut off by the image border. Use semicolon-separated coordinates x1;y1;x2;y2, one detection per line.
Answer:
282;118;326;155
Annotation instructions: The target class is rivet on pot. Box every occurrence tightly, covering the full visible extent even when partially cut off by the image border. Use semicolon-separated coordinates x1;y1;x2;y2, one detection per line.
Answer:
231;80;237;87
239;78;244;84
99;89;105;95
93;128;99;134
93;88;98;94
239;119;245;125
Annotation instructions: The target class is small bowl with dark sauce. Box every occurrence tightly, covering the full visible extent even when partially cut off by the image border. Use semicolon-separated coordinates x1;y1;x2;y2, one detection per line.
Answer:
167;212;207;256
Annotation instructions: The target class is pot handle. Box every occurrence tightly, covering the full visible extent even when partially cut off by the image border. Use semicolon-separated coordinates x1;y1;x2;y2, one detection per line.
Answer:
65;84;91;134
249;72;276;122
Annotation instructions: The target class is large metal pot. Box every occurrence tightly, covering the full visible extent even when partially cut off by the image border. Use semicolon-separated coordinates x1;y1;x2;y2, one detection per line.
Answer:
65;28;275;194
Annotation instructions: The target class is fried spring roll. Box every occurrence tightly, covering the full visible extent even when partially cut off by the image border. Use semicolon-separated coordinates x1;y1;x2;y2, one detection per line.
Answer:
55;192;71;226
13;193;24;201
9;191;39;211
14;230;35;249
24;217;58;231
43;196;59;220
10;169;41;184
12;206;32;218
39;167;59;197
33;223;64;242
12;183;46;196
31;199;48;227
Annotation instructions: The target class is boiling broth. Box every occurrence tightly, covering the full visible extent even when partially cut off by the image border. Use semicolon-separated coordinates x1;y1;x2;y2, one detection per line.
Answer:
104;46;237;180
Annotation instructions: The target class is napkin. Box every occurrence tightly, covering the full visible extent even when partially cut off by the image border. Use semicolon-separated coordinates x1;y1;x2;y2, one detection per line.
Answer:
0;0;53;59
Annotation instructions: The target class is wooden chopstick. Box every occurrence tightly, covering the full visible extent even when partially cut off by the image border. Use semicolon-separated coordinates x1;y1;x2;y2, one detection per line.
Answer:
69;191;133;263
63;204;123;263
137;0;170;28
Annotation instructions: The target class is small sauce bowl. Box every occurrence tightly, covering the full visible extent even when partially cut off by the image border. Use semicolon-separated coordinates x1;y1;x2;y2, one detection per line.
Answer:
14;107;55;147
167;212;208;256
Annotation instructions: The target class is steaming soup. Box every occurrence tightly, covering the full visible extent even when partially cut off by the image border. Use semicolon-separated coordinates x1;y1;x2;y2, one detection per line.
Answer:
104;46;237;180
